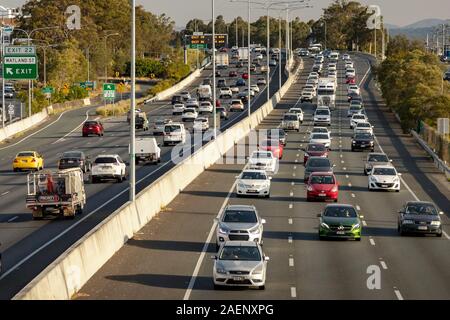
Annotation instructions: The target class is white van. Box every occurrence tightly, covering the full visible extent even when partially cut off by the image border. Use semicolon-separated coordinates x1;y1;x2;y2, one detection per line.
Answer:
134;137;161;164
197;84;212;100
163;123;186;146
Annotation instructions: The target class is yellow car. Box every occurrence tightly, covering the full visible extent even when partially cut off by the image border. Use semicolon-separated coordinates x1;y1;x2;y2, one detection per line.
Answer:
13;151;44;172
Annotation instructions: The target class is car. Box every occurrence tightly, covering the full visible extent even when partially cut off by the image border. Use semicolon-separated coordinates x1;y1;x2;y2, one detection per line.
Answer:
243;88;256;97
182;108;198;121
303;83;316;93
13;151;44;172
230;99;244;112
259;139;284;159
257;78;267;85
82;120;104;137
199;101;214;114
364;152;392;175
3;88;14;98
312;64;322;74
313;108;331;126
163;123;186;146
318;204;362;241
350;114;368;129
91;154;126;183
397;201;444;237
172;103;185;115
347;84;360;95
58;151;90;173
288;107;304;123
219;87;233;99
309;132;332;149
306;78;318;89
242;72;249;80
215;205;266;250
216;106;229;120
215;70;222;77
345;61;354;69
249;64;257;72
346;76;356;84
236;79;246;87
309;71;319;78
135;113;149;131
347;105;364;117
444;70;450;81
301;91;314;103
171;95;183;105
229;70;238;77
354;122;374;135
193;117;209;132
230;86;240;94
262;128;287;146
235;169;272;198
217;79;227;88
203;78;212;86
269;59;277;66
251;84;260;93
180;91;191;101
342;53;350;60
185;98;199;109
238;91;250;102
153;119;172;135
368;165;401;192
304;157;334;182
236;61;244;68
348;92;362;102
281;113;300;132
327;70;337;78
255;53;263;60
303;143;328;165
307;172;339;202
212;241;269;289
247;150;278;174
351;132;375;152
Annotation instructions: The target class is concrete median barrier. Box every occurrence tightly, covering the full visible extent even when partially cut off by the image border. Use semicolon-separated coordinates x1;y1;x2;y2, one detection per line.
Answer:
13;58;302;300
0;109;49;143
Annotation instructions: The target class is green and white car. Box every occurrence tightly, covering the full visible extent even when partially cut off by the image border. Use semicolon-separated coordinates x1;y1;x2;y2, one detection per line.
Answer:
318;204;363;240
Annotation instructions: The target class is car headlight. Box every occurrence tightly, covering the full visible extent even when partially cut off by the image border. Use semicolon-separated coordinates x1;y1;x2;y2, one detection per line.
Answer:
370;176;377;182
352;141;356;144
218;226;229;234
249;226;260;234
216;268;227;274
320;222;330;229
238;183;247;188
402;220;414;225
393;177;400;182
252;265;264;275
351;223;360;231
307;185;314;191
430;220;441;226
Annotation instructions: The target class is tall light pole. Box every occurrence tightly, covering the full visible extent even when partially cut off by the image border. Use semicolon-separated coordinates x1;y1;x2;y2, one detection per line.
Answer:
212;0;217;139
130;0;136;202
247;0;251;118
104;32;119;83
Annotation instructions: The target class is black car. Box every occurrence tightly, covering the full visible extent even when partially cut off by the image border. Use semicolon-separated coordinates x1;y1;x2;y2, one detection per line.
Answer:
215;70;222;77
58;151;90;173
304;157;334;182
351;132;374;152
171;95;183;105
135;114;149;131
203;79;212;86
216;106;228;120
347;92;362;102
217;79;227;88
398;201;444;237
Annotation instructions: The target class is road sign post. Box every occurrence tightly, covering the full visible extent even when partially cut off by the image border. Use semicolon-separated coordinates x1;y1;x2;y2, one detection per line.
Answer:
8;104;14;123
103;83;116;113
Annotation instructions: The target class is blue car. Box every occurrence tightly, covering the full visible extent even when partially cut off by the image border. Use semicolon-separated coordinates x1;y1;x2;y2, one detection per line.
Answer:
236;79;246;87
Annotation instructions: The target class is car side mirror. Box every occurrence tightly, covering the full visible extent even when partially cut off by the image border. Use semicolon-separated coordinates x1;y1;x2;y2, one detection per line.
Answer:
398;173;402;176
359;215;364;219
264;256;270;261
268;177;272;180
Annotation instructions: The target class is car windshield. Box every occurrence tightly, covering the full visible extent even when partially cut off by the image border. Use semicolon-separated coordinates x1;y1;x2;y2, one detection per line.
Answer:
219;246;261;261
307;158;331;167
284;115;297;121
307;144;326;152
17;152;34;157
223;209;257;223
355;133;372;140
324;206;357;218
252;152;272;159
405;204;438;215
369;154;389;162
312;134;329;140
310;175;335;184
62;152;82;158
241;171;267;180
84;121;98;126
183;109;195;113
164;125;182;133
316;110;329;115
353;115;365;120
358;123;371;128
95;157;117;164
350;106;362;110
200;103;210;106
232;100;242;104
373;168;396;175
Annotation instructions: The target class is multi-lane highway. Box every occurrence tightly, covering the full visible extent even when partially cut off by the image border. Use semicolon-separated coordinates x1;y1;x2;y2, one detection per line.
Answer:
0;53;288;299
76;53;449;300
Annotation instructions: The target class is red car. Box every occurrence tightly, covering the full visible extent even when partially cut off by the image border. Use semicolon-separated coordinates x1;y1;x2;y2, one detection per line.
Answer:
242;72;249;80
304;143;329;165
306;172;338;202
346;77;356;84
82;120;104;137
229;70;238;77
259;139;284;159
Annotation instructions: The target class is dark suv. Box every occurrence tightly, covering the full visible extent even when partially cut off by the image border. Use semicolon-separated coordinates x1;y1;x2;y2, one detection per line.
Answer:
171;95;183;105
82;120;104;137
58;151;90;173
351;132;374;152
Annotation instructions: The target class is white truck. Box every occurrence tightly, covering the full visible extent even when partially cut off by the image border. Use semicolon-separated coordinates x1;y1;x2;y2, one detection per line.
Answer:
215;53;229;69
197;84;212;101
134;137;161;164
238;47;250;61
316;78;337;110
26;168;86;220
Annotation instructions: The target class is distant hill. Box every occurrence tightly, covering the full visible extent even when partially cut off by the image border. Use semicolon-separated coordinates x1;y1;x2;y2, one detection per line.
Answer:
387;19;450;40
402;19;448;29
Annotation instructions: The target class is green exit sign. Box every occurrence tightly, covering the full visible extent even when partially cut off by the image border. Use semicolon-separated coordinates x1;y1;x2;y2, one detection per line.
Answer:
3;56;38;80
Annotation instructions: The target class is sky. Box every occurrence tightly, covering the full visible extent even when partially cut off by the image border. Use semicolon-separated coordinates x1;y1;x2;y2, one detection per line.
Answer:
0;0;449;28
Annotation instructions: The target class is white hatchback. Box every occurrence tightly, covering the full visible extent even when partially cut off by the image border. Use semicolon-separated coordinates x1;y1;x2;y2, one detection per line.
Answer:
368;166;401;192
236;169;272;198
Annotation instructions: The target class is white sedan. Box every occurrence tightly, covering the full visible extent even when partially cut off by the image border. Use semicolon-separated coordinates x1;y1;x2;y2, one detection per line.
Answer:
248;151;278;174
354;122;374;135
181;108;198;122
309;132;332;149
172;103;185;115
368;165;401;192
236;169;272;198
199;101;213;114
347;84;360;95
289;107;304;123
193;117;209;132
251;84;260;93
350;114;368;129
345;68;356;78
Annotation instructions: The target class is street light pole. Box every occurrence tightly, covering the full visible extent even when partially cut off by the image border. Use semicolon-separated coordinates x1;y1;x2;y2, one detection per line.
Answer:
212;0;217;139
104;32;119;83
266;7;270;102
130;0;136;202
279;13;282;89
247;0;251;118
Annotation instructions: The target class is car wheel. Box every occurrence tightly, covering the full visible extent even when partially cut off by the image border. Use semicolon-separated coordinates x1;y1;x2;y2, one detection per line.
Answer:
258;285;265;290
334;198;338;203
319;235;325;241
92;176;98;184
355;237;361;241
265;193;270;198
396;189;400;193
13;168;17;172
213;284;222;290
351;147;354;152
436;232;442;238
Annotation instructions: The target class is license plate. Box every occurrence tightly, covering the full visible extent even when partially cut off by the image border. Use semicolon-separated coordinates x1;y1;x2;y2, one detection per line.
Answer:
233;276;244;281
336;231;345;235
103;166;112;170
247;190;258;193
361;144;366;147
22;160;27;163
418;226;428;231
67;160;74;164
381;184;388;188
319;194;327;197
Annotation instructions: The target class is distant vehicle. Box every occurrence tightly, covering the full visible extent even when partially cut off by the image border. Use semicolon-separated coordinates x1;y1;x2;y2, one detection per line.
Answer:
318;204;362;241
58;151;90;173
261;128;287;146
82;120;104;137
217;79;227;88
342;53;350;60
91;154;126;183
163;123;186;146
236;169;272;198
364;152;392;175
229;70;238;77
199;101;213;114
215;52;229;69
259;139;284;159
230;99;244;112
215;70;222;77
351;132;374;152
346;76;356;84
269;59;277;66
171;95;183;105
3;88;14;98
216;106;228;120
203;78;212;86
350;113;368;129
303;143;328;165
347;84;360;95
197;84;212;100
182;107;198;121
309;132;332;149
135;112;149;131
397;201;444;237
260;65;269;74
257;77;267;85
288;107;304;123
230;86;240;94
219;87;233;99
308;126;330;138
304;157;334;183
153;119;172;135
347;105;364;117
444;70;450;81
301;91;314;103
26;168;86;220
316;78;336;110
242;72;249;80
135;137;161;164
368;165;401;192
214;204;266;250
13;151;44;172
348;91;362;102
248;150;278;173
281;113;300;132
251;84;260;94
212;241;269;289
306;172;338;202
242;88;255;97
172;103;185;115
236;79;246;87
193;117;210;132
180;91;191;101
185;98;199;109
354;122;374;135
313;108;331;126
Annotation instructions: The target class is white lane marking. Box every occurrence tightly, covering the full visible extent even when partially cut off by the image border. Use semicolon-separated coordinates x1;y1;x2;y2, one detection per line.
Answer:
7;216;18;222
394;289;404;301
292;173;296;177
291;287;297;298
296;154;299;157
295;159;298;163
340;154;343;158
288;218;293;225
362;220;368;227
341;160;345;164
288;236;293;244
289;257;294;267
380;260;388;270
351;193;356;198
289;204;293;209
369;238;375;246
356;205;361;211
346;175;349;179
443;231;450;240
1;191;10;196
294;166;297;170
291;182;295;186
0;159;173;281
290;191;294;197
343;167;347;171
52;110;90;144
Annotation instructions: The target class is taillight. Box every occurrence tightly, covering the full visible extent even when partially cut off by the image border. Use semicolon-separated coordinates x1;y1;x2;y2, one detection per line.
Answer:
31;158;37;163
14;159;18;163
